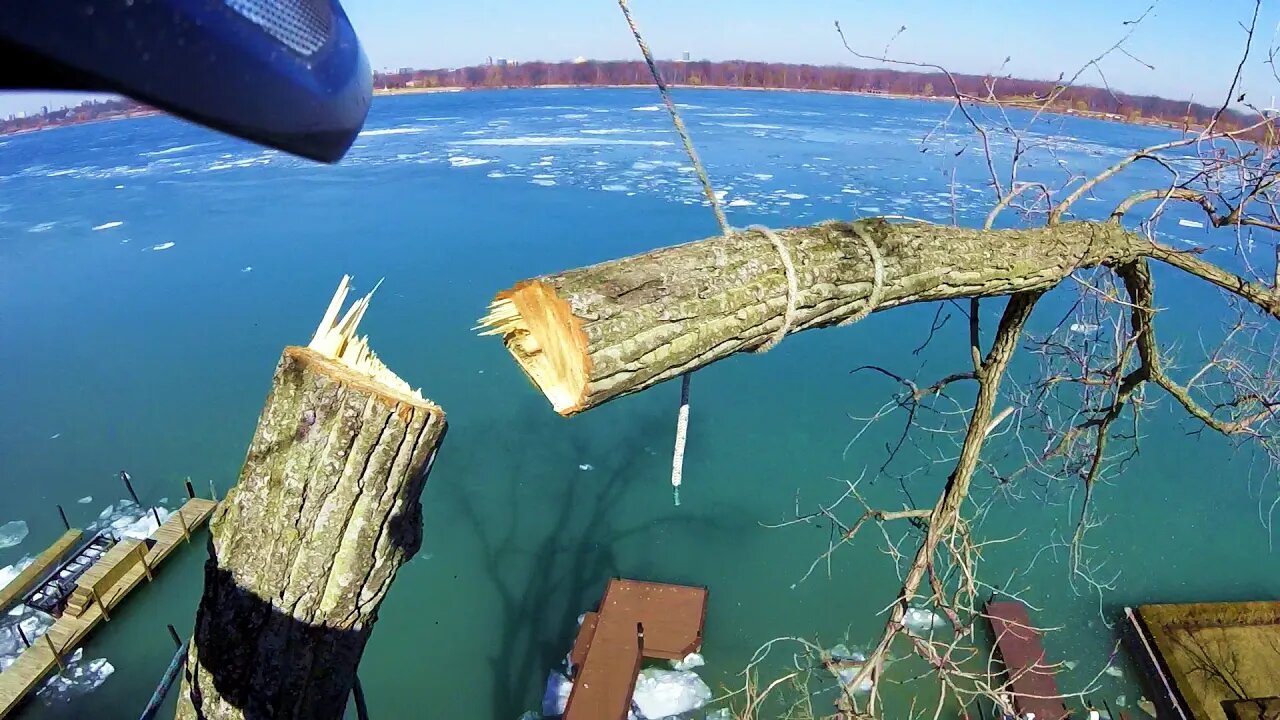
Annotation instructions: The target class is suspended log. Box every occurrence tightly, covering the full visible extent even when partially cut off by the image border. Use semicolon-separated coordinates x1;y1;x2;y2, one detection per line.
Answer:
480;219;1145;415
176;276;447;720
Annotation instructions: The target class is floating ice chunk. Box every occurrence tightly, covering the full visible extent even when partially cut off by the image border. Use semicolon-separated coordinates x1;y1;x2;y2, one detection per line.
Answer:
835;665;874;694
1104;663;1124;678
92;221;123;231
633;105;662;111
859;206;882;213
49;433;60;440
0;521;29;550
455;136;671;147
358;127;426;137
1178;219;1205;229
579;464;594;471
748;173;773;180
828;644;865;663
448;156;491;168
116;508;172;541
487;171;508;178
542;671;572;716
37;650;114;703
1064;660;1078;670
631;669;712;719
1116;695;1127;707
1070;323;1100;334
28;222;56;233
778;192;808;200
727;198;756;207
670;652;705;671
901;606;943;634
531;179;557;187
601;184;629;192
150;242;175;251
0;556;35;587
97;505;115;520
241;266;253;273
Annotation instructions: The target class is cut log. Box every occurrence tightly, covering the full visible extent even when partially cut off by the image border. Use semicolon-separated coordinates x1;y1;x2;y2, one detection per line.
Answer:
176;277;447;720
480;219;1145;415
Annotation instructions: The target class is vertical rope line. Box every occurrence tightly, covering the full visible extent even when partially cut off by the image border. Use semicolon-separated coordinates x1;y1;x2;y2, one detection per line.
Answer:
617;0;729;505
617;0;730;236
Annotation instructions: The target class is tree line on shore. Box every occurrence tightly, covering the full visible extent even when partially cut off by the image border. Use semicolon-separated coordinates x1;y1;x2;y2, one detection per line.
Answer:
377;59;1256;131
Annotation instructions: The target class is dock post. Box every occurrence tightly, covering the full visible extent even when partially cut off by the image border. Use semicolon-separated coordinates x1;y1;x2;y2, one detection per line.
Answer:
177;508;191;543
185;477;196;499
167;624;183;649
16;624;31;648
137;544;154;581
57;504;70;531
151;506;164;529
92;587;110;621
45;634;64;672
121;470;141;505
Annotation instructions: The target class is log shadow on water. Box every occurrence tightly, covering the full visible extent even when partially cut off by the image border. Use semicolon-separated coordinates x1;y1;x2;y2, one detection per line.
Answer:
441;401;733;717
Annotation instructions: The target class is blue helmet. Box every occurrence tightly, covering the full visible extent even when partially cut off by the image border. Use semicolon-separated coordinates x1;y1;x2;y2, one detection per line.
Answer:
0;0;372;162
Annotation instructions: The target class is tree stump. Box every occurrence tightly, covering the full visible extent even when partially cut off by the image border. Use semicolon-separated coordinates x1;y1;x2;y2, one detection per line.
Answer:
176;277;447;720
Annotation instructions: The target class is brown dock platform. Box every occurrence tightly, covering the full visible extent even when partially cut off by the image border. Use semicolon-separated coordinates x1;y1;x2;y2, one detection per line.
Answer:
0;498;217;718
985;600;1068;720
0;530;83;613
563;578;708;720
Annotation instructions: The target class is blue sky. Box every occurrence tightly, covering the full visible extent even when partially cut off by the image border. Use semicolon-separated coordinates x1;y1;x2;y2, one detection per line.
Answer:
3;0;1277;116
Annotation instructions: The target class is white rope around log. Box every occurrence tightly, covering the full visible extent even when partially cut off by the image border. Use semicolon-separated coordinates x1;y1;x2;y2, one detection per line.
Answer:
838;221;886;327
750;224;800;353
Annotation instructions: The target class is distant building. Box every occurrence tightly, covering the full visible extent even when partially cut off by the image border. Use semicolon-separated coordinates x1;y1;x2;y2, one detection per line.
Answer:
496;57;508;67
15;111;24;119
40;106;48;115
682;51;691;62
397;67;413;75
573;56;588;64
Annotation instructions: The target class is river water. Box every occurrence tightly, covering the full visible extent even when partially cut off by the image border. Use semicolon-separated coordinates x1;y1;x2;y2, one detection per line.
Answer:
0;87;1276;718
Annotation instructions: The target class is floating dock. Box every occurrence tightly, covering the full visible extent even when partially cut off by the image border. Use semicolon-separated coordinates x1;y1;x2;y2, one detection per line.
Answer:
563;578;708;720
985;600;1069;720
0;498;216;718
1128;601;1280;720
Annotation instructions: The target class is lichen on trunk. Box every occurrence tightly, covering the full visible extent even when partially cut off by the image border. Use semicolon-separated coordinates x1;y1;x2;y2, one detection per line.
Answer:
480;218;1145;414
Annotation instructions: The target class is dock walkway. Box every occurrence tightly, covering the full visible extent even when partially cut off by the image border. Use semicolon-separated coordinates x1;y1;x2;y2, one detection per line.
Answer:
0;498;216;718
985;600;1069;720
563;578;708;720
0;530;82;614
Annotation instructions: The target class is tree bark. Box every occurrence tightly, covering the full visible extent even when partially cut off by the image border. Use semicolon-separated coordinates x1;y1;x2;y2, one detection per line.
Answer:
480;219;1152;415
176;283;447;720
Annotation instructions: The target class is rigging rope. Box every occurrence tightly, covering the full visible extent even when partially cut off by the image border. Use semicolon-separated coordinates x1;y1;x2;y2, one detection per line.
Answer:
750;225;800;353
618;0;731;507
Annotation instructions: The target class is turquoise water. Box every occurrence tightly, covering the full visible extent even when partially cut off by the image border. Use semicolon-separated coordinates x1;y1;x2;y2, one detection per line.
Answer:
0;88;1277;718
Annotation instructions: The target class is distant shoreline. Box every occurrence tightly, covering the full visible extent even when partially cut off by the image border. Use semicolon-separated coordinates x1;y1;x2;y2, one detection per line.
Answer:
372;83;1198;132
0;82;1190;141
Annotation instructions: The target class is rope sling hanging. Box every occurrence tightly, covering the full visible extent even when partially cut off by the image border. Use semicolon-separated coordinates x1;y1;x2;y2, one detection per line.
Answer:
616;0;887;505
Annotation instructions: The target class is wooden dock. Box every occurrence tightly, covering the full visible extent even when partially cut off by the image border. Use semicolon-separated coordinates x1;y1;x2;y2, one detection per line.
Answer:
0;498;216;718
563;578;708;720
0;530;82;613
985;600;1069;720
